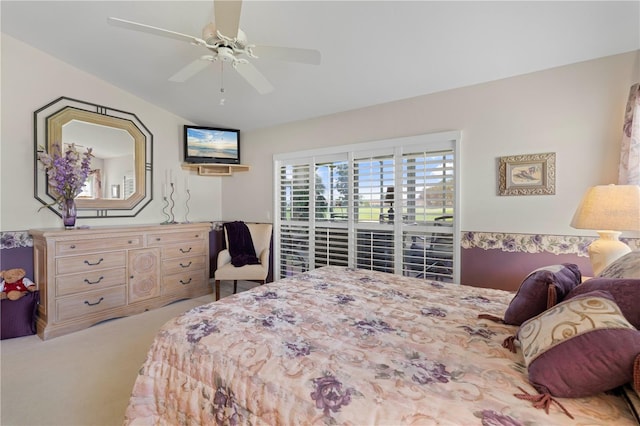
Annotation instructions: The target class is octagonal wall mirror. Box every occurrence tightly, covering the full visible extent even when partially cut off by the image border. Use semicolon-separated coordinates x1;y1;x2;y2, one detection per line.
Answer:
34;97;153;218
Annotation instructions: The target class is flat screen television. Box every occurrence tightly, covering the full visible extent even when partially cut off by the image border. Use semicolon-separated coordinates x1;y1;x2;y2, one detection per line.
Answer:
183;125;240;164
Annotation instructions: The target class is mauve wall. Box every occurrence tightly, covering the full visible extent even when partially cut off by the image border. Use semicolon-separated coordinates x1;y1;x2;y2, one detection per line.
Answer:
462;248;592;292
0;247;34;280
460;231;640;291
461;231;639;291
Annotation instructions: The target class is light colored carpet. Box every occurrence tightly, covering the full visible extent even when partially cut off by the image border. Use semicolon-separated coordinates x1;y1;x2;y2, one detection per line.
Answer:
0;280;260;426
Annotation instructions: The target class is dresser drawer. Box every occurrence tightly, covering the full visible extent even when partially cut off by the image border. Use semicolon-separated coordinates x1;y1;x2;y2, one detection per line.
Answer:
56;235;143;256
148;230;207;247
162;254;206;275
56;286;126;322
161;240;206;260
56;268;126;297
56;251;126;275
161;270;207;296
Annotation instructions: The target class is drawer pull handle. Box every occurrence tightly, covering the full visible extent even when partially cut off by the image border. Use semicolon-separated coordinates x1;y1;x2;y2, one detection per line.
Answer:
128;240;133;244
70;244;76;249
156;237;161;241
180;261;192;268
180;247;193;253
84;276;104;285
84;297;104;306
179;278;192;285
84;258;104;266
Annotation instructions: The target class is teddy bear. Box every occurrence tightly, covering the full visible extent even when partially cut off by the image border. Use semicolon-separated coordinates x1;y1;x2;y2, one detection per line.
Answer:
0;268;37;301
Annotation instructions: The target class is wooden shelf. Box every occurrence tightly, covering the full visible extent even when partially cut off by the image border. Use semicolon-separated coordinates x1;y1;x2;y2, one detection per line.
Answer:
182;163;250;176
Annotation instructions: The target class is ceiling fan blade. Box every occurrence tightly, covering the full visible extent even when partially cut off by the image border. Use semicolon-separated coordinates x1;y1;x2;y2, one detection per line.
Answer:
214;0;242;39
108;17;207;46
234;62;274;94
169;58;212;82
252;46;321;65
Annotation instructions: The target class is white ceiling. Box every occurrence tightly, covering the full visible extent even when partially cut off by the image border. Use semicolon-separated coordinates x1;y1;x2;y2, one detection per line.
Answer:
2;1;639;132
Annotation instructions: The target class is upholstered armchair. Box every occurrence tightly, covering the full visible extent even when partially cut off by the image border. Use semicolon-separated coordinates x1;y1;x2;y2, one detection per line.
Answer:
214;222;272;300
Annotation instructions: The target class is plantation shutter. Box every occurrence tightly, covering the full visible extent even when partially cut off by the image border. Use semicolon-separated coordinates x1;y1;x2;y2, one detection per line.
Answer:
274;131;460;282
277;162;311;278
401;148;456;281
314;159;350;267
314;227;349;267
352;152;396;273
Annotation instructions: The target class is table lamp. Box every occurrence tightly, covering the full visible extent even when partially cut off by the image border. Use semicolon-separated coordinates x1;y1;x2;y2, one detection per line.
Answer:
570;184;640;275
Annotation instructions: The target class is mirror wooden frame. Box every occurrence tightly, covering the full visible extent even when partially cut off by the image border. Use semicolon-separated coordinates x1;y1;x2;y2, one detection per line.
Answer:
34;97;153;218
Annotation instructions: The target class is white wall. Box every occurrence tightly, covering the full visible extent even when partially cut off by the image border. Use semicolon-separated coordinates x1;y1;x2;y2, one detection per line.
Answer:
2;32;637;238
1;34;222;231
224;51;640;237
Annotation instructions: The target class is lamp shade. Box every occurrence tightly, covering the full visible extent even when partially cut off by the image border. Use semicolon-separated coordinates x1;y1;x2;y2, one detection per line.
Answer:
570;185;640;231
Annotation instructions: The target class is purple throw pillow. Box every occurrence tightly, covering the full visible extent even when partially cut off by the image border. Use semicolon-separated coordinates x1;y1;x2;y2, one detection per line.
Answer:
565;277;640;328
503;263;581;325
518;290;640;398
0;291;39;340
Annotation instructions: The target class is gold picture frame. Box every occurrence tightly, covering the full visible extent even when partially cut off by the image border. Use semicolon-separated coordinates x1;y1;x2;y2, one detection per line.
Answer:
498;152;556;196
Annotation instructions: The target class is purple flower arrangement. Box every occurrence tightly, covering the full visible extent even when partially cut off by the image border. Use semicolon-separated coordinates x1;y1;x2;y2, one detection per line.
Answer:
37;142;93;204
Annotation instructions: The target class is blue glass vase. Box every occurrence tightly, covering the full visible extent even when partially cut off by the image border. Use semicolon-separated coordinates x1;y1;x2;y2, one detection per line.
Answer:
62;198;77;229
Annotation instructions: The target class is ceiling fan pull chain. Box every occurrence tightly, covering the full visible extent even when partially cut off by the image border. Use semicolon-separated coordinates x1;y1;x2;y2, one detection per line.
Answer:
219;62;226;106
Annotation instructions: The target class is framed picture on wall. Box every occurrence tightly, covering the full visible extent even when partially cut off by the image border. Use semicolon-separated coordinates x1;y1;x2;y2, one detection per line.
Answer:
498;152;555;196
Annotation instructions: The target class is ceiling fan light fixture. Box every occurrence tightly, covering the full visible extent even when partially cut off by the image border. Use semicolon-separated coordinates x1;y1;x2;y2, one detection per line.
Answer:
217;47;235;62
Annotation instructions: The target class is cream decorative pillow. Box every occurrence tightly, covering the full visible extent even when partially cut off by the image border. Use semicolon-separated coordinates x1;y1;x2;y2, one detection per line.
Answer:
518;290;640;398
565;277;640;328
598;250;640;278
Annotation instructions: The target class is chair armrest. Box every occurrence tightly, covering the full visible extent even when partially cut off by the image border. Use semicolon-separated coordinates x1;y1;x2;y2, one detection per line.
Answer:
259;248;270;266
217;249;231;268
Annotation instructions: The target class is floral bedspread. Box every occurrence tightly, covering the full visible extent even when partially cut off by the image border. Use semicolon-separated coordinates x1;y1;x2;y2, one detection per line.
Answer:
124;266;635;425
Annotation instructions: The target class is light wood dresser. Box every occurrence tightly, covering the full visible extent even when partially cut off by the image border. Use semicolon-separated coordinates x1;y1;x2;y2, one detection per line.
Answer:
29;223;212;340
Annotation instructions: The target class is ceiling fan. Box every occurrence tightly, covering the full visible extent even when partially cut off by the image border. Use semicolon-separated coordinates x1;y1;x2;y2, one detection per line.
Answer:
107;0;321;94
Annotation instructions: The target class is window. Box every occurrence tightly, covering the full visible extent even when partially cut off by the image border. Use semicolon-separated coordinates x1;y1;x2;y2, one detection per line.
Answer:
274;131;460;282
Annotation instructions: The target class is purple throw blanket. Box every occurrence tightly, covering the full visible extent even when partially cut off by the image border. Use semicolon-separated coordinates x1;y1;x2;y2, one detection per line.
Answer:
224;221;261;267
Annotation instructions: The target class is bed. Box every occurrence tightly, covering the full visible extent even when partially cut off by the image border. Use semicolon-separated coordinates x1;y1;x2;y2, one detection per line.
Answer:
124;266;636;425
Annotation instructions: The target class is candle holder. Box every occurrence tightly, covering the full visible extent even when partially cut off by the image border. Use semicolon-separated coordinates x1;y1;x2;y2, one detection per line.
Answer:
160;196;171;224
183;189;191;223
167;182;177;224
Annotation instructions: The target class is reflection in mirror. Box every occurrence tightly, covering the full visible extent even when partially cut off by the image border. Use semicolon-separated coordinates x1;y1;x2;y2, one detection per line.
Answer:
63;120;135;200
34;97;153;219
